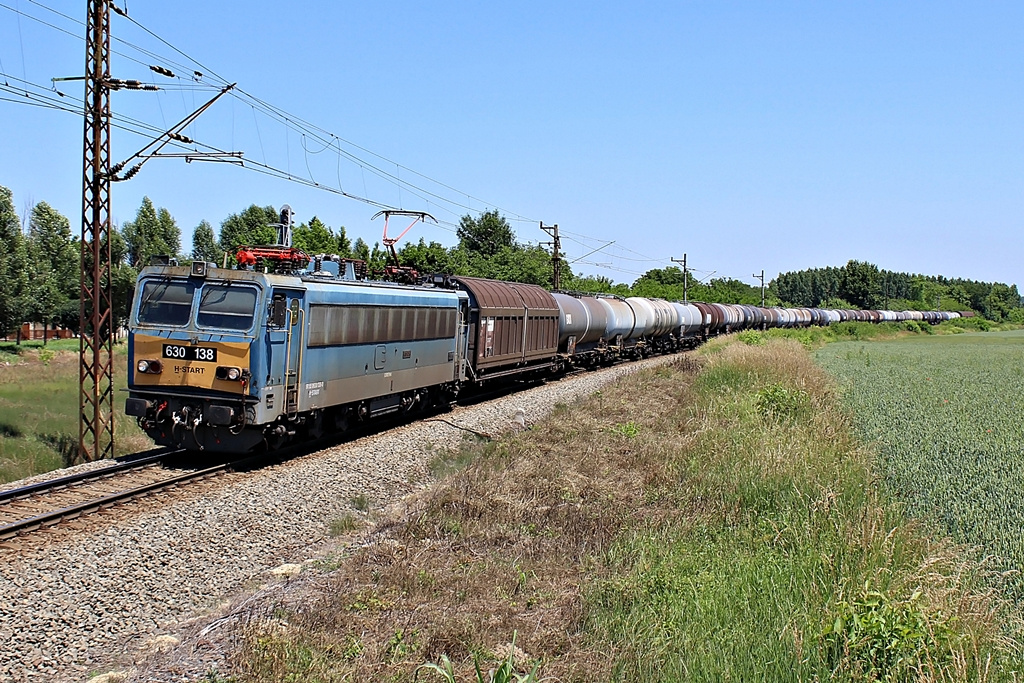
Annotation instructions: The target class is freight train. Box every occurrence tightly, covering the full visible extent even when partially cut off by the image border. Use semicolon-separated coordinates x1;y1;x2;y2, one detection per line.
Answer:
124;212;964;453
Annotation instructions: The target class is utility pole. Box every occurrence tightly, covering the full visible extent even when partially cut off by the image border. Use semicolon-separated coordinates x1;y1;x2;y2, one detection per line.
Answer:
671;254;688;303
74;1;234;463
78;0;114;463
753;269;765;307
540;222;561;290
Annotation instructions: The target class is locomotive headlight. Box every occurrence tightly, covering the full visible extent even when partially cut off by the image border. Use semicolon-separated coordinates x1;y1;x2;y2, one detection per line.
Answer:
137;359;162;374
215;365;244;381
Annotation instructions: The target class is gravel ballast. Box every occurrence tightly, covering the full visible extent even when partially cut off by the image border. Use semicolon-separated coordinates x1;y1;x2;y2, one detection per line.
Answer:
0;356;679;682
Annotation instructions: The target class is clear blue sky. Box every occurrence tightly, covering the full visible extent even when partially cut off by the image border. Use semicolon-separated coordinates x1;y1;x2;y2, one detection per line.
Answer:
2;1;1022;288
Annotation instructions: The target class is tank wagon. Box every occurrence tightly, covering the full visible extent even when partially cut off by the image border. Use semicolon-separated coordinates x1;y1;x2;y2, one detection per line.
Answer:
123;210;967;454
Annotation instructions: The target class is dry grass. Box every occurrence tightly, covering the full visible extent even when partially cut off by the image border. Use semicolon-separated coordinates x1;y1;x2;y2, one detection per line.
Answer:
229;341;1022;682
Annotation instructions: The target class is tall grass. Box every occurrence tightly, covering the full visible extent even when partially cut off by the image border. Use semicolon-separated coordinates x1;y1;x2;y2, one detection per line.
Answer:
586;341;1017;681
0;345;152;483
228;342;1019;682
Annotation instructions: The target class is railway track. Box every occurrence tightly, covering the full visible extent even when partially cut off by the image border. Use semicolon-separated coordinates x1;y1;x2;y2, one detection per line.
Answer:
0;449;235;541
0;370;593;543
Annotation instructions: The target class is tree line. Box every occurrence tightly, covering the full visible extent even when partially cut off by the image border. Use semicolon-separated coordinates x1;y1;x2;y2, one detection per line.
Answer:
772;260;1023;321
0;188;578;341
2;182;1019;343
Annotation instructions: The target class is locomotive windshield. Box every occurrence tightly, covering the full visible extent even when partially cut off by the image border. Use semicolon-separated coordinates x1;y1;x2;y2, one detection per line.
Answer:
137;280;195;326
197;284;258;331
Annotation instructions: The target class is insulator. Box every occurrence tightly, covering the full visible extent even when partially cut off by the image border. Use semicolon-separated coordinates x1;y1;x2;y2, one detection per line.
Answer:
149;65;175;78
142;85;159;91
124;164;142;180
109;3;127;17
108;160;126;174
169;132;193;144
193;71;204;81
125;80;142;89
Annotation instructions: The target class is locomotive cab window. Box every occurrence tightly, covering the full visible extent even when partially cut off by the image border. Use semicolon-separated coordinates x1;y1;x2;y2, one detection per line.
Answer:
197;285;258;331
136;280;195;327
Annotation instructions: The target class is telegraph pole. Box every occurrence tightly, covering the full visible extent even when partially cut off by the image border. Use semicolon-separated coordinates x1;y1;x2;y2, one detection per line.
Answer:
79;0;115;463
753;269;765;307
71;2;237;463
671;254;688;302
540;222;561;290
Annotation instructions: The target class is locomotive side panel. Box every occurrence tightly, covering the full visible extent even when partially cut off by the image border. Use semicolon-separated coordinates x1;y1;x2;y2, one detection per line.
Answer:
300;282;462;413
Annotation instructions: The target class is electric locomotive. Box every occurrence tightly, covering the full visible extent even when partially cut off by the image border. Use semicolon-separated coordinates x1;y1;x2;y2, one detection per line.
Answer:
125;209;471;453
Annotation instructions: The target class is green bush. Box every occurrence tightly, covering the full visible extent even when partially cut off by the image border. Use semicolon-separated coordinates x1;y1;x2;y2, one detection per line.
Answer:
736;330;766;346
755;383;809;422
821;583;958;679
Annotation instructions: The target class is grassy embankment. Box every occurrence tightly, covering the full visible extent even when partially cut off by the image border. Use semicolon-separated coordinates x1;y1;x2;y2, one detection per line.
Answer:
0;340;153;484
231;336;1020;682
816;330;1024;600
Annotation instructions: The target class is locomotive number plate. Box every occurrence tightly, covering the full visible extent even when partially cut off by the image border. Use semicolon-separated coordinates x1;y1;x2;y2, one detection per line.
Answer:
162;344;217;362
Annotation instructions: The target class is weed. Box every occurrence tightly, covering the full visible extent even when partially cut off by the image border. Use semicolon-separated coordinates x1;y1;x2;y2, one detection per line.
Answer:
385;628;420;663
38;432;79;467
329;515;359;537
821;583;958;679
351;493;370;512
736;329;766;346
754;383;809;422
230;338;1018;682
0;345;153;483
609;421;640;438
417;632;543;683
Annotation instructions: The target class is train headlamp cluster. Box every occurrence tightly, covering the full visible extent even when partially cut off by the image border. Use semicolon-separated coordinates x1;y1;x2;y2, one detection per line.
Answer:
215;366;245;381
136;359;162;374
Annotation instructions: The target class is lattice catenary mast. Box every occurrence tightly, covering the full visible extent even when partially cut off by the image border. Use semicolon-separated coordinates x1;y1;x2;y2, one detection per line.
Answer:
78;0;115;463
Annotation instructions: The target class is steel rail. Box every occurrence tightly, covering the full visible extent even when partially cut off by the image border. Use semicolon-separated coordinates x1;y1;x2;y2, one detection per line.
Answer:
0;448;182;504
0;460;228;540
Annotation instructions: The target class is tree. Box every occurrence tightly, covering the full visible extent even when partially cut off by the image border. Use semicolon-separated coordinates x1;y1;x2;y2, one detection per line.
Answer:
397;238;461;275
291;216;338;254
23;271;63;345
457;210;515;258
840;260;881;309
191;220;221;263
24;201;77;342
335;225;352;257
467;244;559;286
563;273;615;294
0;185;29;339
27;201;78;302
352;237;370;263
985;283;1020;321
156;207;181;256
122;197;179;267
218;205;278;256
110;262;138;337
